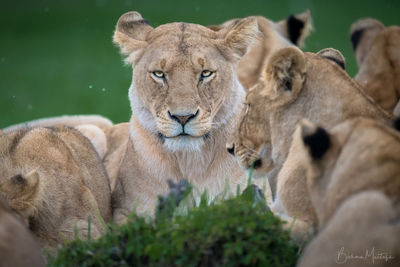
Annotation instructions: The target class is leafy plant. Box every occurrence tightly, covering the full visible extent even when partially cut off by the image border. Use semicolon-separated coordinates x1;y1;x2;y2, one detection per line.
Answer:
48;182;298;267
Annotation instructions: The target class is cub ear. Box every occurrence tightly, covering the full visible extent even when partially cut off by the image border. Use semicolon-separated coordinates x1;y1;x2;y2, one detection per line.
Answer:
0;129;3;136
278;9;313;47
349;18;384;51
317;48;346;70
8;170;40;196
221;17;260;59
298;119;331;160
266;46;306;96
113;11;153;60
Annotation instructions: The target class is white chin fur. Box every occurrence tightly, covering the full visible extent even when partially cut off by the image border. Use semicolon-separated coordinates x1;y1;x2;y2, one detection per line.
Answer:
163;136;204;152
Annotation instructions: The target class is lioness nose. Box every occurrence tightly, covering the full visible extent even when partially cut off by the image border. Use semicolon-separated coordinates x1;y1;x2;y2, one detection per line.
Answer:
168;109;199;126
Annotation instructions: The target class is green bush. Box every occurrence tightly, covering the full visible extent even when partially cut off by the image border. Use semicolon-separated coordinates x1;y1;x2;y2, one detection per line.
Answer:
48;184;298;267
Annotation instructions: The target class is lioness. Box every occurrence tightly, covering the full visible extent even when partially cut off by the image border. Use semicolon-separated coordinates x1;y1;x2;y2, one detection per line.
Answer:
228;46;391;233
295;117;400;227
0;126;112;247
298;191;400;267
350;18;400;113
209;10;312;89
0;198;45;267
108;11;261;222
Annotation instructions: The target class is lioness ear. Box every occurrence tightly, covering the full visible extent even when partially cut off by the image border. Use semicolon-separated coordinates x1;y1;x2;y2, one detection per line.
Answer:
317;48;346;70
0;129;3;136
278;9;313;47
298;119;331;160
266;46;306;96
113;11;153;61
222;17;259;59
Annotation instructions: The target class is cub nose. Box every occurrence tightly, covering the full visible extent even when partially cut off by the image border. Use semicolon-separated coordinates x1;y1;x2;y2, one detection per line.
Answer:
227;144;235;156
168;109;199;126
253;158;262;169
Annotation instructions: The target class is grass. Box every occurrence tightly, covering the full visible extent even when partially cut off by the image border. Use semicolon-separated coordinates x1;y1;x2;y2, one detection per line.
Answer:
47;183;300;267
1;0;400;128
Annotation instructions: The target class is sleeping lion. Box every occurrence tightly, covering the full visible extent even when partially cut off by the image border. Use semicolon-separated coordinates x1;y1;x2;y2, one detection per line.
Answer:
0;126;112;247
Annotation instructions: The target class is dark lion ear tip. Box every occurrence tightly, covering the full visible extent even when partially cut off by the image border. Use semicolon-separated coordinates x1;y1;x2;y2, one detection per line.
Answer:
287;14;305;45
394;117;400;131
350;29;364;51
302;127;331;159
317;48;346;70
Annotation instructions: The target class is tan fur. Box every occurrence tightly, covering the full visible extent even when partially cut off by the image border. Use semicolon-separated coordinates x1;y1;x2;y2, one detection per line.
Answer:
351;18;400;113
3;114;113;133
298;191;400;267
0;198;45;267
3;115;113;160
108;11;262;223
209;10;312;89
230;46;391;236
75;124;108;159
0;126;112;247
102;123;130;191
296;118;400;227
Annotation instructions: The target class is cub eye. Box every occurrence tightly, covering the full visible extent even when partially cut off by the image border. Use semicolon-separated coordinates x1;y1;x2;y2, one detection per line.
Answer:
200;70;213;79
152;71;165;79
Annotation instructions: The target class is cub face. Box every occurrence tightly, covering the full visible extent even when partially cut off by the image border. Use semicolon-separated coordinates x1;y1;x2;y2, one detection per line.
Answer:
228;46;346;177
114;12;259;152
226;84;274;178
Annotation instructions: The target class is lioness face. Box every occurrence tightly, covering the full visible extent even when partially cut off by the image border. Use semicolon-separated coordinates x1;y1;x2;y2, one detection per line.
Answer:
132;31;235;151
114;12;258;152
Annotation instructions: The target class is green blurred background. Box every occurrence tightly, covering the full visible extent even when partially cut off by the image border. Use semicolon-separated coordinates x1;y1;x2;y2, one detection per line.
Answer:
1;0;399;128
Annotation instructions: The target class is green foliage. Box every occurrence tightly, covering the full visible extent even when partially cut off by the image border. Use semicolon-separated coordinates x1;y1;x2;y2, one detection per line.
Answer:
48;185;298;267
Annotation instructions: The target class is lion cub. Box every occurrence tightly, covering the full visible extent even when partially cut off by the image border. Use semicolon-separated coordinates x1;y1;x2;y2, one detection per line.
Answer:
295;117;400;227
0;198;45;267
350;18;400;113
298;191;400;267
0;126;112;247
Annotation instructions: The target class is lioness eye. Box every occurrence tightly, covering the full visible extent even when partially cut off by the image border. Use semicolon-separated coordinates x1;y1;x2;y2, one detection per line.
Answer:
152;71;165;79
200;70;213;78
